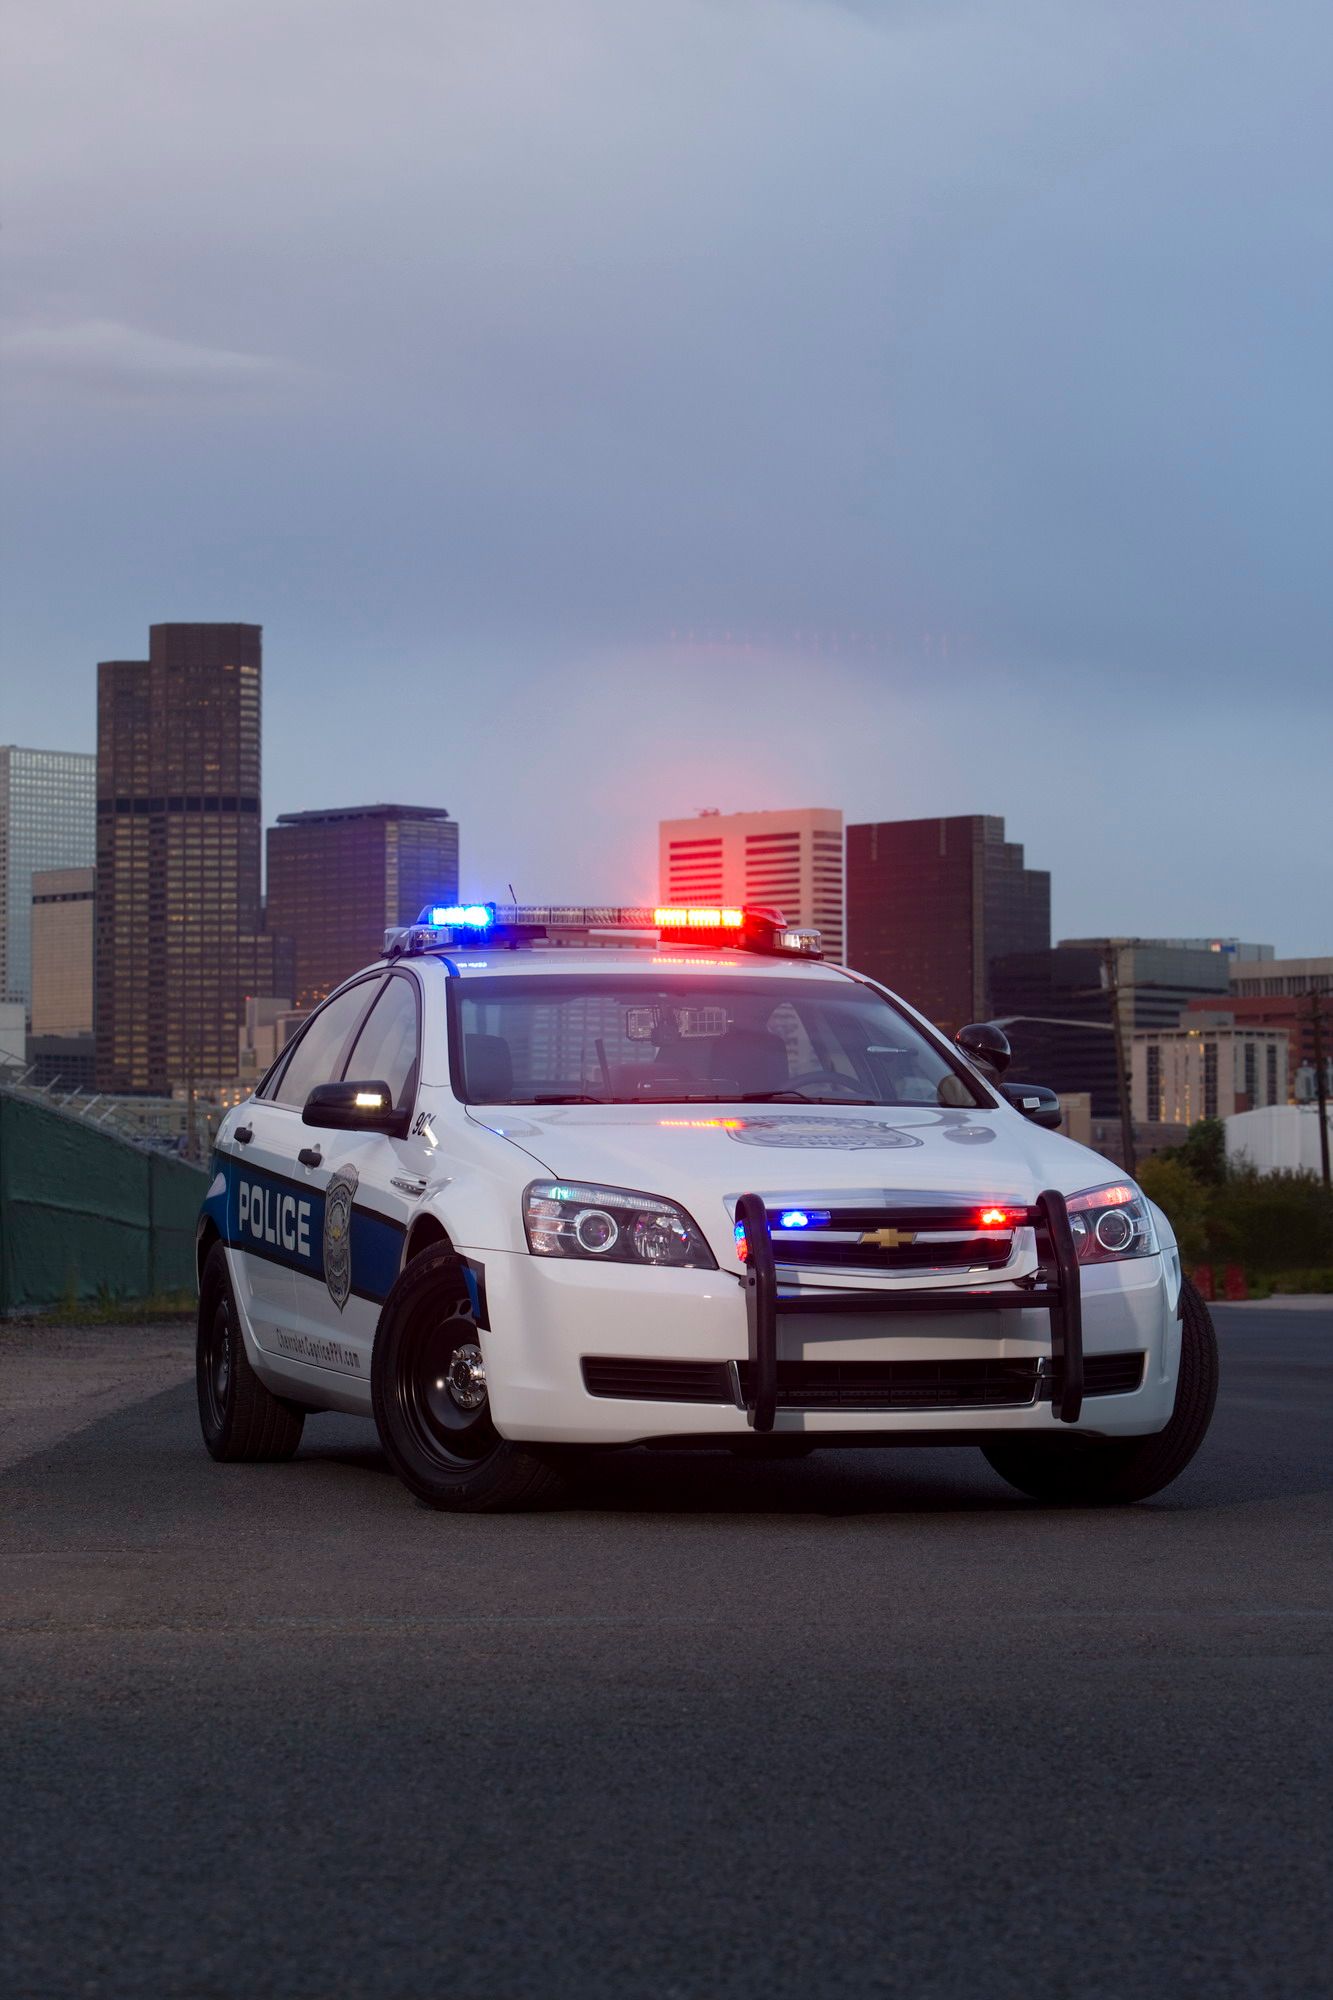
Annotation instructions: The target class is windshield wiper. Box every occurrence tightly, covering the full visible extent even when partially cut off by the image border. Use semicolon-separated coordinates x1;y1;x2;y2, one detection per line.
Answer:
737;1089;876;1104
530;1093;610;1104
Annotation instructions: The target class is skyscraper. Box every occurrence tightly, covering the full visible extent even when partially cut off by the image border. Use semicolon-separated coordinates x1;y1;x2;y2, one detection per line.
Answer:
266;804;460;1008
95;623;289;1093
658;808;844;959
845;814;1050;1032
0;745;96;1014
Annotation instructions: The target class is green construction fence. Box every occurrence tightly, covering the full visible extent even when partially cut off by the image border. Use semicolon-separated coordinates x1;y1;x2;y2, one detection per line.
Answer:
0;1091;208;1312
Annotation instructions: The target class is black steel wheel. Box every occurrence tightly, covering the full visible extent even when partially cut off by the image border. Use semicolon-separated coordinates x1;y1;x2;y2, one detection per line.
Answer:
981;1277;1219;1505
196;1242;305;1462
372;1243;563;1511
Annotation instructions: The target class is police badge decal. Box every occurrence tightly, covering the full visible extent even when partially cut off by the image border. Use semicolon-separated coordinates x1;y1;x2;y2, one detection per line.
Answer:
323;1164;359;1311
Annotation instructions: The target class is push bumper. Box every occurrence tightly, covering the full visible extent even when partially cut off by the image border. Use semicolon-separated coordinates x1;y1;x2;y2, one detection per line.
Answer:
737;1187;1086;1432
469;1194;1181;1447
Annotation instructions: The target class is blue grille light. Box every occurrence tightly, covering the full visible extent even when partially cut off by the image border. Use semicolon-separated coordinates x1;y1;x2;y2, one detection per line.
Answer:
429;903;494;929
778;1209;811;1229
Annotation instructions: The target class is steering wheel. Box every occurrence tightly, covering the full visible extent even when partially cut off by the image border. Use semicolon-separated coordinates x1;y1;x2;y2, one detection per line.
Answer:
784;1070;870;1098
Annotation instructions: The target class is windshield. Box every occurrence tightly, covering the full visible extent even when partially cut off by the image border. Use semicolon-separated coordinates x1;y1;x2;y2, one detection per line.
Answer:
450;973;988;1107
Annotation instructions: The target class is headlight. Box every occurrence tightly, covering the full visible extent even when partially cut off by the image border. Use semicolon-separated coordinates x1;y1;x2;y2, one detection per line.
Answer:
523;1181;716;1270
1066;1181;1158;1264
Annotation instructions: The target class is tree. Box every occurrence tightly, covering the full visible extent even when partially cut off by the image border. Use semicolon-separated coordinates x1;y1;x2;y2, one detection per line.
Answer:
1158;1118;1227;1187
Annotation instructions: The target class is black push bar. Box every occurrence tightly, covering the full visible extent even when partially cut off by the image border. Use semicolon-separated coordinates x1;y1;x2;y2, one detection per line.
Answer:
736;1187;1084;1433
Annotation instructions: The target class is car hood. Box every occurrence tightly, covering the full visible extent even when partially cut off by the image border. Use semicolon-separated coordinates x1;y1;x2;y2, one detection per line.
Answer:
469;1100;1120;1248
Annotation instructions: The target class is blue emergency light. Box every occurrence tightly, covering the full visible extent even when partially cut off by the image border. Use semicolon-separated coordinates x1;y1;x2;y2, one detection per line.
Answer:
426;903;494;929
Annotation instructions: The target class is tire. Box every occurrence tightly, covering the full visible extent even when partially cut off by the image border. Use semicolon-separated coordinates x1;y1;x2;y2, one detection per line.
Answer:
196;1242;305;1462
371;1242;563;1511
981;1276;1219;1506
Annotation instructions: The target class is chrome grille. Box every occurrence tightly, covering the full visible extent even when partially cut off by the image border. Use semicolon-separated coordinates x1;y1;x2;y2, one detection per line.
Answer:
766;1200;1029;1276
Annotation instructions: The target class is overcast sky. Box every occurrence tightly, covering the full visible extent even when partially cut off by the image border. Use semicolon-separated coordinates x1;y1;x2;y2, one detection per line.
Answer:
2;0;1329;949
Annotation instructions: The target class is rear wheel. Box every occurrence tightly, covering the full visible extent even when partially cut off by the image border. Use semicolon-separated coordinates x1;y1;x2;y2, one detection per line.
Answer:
196;1242;305;1462
981;1277;1218;1505
372;1243;562;1511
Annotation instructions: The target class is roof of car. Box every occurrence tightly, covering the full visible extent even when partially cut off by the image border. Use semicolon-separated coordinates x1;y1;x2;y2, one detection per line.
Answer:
381;945;859;983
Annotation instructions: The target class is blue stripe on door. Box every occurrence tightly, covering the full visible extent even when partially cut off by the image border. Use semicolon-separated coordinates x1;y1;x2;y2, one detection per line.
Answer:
207;1154;405;1304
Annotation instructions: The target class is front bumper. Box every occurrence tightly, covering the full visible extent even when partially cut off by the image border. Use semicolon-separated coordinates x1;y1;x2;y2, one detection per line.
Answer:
471;1215;1181;1447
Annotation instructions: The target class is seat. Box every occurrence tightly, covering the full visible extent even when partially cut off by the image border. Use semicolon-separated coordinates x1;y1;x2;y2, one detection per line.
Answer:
465;1033;514;1100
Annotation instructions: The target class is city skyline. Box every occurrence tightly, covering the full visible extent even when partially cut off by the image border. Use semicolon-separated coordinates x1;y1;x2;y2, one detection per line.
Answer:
4;652;1328;962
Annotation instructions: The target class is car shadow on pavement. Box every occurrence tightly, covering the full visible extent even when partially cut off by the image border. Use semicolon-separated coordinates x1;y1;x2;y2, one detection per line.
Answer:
297;1420;1325;1518
562;1447;1033;1516
295;1422;1041;1516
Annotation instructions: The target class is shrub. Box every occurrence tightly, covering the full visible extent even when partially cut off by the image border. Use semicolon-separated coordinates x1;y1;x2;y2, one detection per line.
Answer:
1271;1268;1333;1294
1205;1168;1333;1275
1137;1156;1208;1264
1137;1129;1333;1277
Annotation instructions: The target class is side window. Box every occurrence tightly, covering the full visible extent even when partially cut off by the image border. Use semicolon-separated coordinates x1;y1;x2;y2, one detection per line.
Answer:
342;975;420;1109
271;980;383;1109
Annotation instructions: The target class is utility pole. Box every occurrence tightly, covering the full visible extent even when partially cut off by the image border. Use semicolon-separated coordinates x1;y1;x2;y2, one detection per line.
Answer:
1311;988;1331;1196
1103;945;1136;1178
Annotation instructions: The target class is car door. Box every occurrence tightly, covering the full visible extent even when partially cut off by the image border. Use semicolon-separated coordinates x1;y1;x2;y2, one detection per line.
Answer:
286;968;426;1380
219;1091;310;1353
243;974;386;1367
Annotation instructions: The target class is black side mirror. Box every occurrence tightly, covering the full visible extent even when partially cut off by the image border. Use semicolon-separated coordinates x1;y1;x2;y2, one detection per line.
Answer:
1001;1082;1063;1131
956;1022;1012;1078
302;1079;410;1138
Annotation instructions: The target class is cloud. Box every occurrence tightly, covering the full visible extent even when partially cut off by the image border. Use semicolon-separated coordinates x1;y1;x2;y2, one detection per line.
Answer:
0;319;293;399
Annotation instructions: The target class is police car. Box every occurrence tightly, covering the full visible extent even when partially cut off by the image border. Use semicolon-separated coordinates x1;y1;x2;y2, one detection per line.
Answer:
196;903;1218;1510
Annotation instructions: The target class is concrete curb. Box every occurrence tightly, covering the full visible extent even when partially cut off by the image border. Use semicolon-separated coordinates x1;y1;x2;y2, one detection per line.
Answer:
1211;1295;1333;1311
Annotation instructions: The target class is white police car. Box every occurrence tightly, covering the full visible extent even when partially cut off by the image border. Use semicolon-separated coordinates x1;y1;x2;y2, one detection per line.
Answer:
196;902;1217;1510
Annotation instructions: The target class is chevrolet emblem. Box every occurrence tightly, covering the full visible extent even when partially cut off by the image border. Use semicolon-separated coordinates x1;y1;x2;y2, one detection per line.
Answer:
860;1227;916;1250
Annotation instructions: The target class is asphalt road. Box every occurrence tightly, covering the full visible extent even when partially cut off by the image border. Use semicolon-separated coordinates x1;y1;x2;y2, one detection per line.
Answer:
2;1306;1329;2000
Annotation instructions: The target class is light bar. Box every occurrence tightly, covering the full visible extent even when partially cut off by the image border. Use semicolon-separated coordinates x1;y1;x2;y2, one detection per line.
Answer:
653;906;744;929
385;901;824;961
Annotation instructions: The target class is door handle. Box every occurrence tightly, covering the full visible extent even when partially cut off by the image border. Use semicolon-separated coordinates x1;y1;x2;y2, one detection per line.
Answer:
298;1147;323;1169
234;1125;254;1146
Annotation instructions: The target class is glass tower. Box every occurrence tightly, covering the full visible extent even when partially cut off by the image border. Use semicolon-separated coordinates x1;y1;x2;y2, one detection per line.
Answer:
0;745;97;1015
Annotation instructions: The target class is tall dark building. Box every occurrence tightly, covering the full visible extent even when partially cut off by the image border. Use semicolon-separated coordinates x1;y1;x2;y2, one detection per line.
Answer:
95;624;289;1093
991;940;1233;1116
266;804;459;1008
845;815;1050;1032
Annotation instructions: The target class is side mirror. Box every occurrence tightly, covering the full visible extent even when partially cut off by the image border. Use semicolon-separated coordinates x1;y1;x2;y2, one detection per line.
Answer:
956;1022;1012;1078
1001;1081;1063;1131
302;1079;411;1138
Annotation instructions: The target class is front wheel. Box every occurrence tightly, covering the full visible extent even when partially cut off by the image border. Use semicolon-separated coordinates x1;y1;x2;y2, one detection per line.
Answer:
371;1243;563;1511
981;1277;1219;1505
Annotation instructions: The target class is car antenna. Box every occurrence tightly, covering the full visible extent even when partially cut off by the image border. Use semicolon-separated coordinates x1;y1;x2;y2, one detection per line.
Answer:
507;884;518;948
